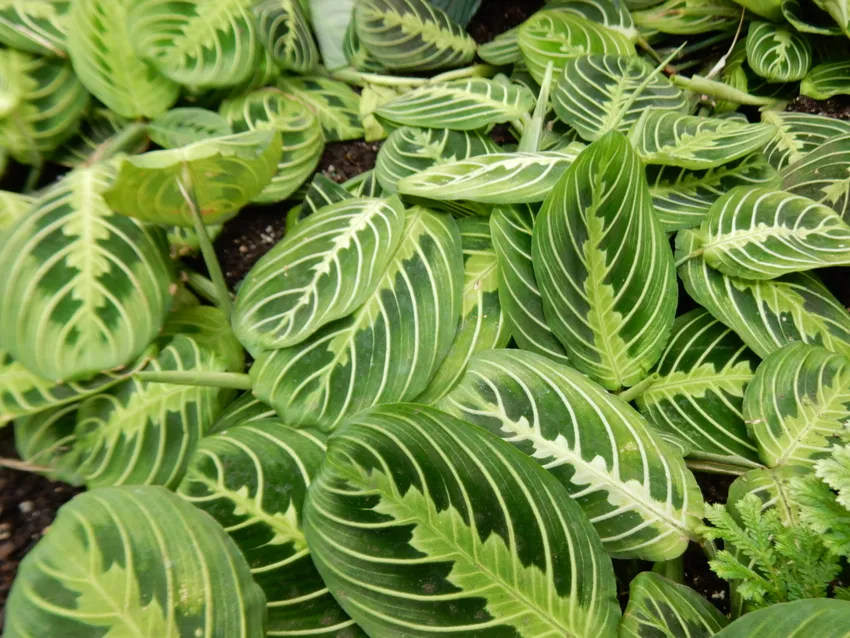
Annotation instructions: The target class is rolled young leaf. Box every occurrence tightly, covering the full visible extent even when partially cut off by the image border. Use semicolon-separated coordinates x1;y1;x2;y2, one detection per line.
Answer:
713;599;850;637
746;21;812;83
303;403;622;637
761;111;850;171
533;130;677;390
308;0;355;70
439;349;705;560
743;341;850;468
4;486;266;637
801;60;850;100
781;132;850;222
781;0;844;34
233;196;407;353
254;0;318;73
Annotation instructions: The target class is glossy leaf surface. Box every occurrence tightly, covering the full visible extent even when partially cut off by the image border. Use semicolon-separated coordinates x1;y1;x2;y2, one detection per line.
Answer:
781;132;850;222
746;21;812;83
714;599;850;637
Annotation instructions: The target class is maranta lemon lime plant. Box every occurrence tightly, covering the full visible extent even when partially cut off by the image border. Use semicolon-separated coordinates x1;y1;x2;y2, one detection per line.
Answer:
1;0;850;635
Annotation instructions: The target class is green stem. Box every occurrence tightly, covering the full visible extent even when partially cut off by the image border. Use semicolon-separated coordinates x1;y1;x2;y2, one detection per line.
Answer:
184;270;222;306
671;74;777;106
685;459;752;476
637;36;665;65
430;64;495;83
617;374;658;404
661;30;735;60
136;371;252;390
652;556;685;583
518;61;554;153
674;248;703;268
701;538;718;561
330;64;494;88
23;158;43;194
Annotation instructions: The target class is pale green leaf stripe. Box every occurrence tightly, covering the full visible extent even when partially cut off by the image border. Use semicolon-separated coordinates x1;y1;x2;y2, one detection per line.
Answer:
277;75;363;142
801;61;850;100
533;131;677;390
647;153;781;232
697;187;850;280
676;229;850;361
4;486;266;638
303;403;621;637
632;0;741;34
813;0;849;36
478;26;521;65
354;0;476;71
545;0;638;40
397;147;584;205
746;21;812;83
255;0;318;73
728;466;809;525
762;111;850;171
621;572;729;638
780;132;850;222
782;0;844;35
517;9;635;84
178;421;363;637
206;392;277;436
629;110;777;170
375;78;535;131
635;309;761;465
67;0;178;119
0;190;33;232
233;196;406;353
251;206;463;430
440;349;704;560
744;342;850;468
148;107;232;149
0;0;69;56
14;403;83;484
0;164;173;382
714;599;850;637
415;218;511;403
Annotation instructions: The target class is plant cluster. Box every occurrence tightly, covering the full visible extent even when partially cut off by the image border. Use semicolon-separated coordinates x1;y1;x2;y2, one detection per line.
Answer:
1;0;850;636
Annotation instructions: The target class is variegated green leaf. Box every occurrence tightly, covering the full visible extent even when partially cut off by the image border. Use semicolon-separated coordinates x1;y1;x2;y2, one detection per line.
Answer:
635;308;762;467
416;218;510;403
277;75;363;142
0;189;33;232
353;0;476;71
67;0;179;119
148;107;232;149
255;0;318;73
375;78;535;130
51;108;148;168
0;0;69;56
345;168;385;197
490;204;571;364
733;0;783;20
546;0;639;41
14;403;83;484
553;55;687;142
221;89;325;203
477;26;521;65
4;486;266;638
104;129;282;226
762;111;850;171
715;599;850;637
128;0;262;88
302;172;352;217
629;110;777;170
397;146;585;204
440;348;705;560
308;0;355;70
0;48;88;164
161;305;244;372
166;224;223;257
676;229;850;360
812;0;850;36
517;9;635;84
621;572;729;638
746;21;812;83
303;403;622;637
744;341;850;468
632;0;741;33
533;131;677;390
344;17;385;71
801;60;850;100
178;421;363;637
251;206;463;430
647;153;781;232
727;465;808;525
233;196;406;353
206;392;277;436
0;165;173;382
780;132;850;222
427;0;481;25
696;187;850;280
782;0;844;34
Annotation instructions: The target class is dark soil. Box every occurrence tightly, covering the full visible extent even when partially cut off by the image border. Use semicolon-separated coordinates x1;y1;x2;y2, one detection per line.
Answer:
786;95;850;120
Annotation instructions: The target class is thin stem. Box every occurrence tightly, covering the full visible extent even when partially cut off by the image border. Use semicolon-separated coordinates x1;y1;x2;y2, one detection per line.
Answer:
330;64;494;88
184;270;222;306
637;36;664;65
0;457;51;473
136;370;252;390
178;168;233;321
674;249;703;268
430;64;494;83
687;451;764;470
652;556;685;583
671;74;777;106
662;30;735;60
23;158;43;194
617;374;658;403
706;9;746;81
701;538;719;561
518;61;554;153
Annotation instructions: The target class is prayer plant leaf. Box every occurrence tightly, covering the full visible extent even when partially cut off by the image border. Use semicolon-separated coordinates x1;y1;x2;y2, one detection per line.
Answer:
477;26;521;65
127;0;262;88
744;341;850;468
166;224;223;257
308;0;355;70
14;403;84;484
353;0;477;71
811;0;850;36
696;187;850;280
746;21;812;83
782;0;844;34
415;217;511;403
631;0;742;34
206;392;277;436
676;229;850;361
517;9;636;84
533;131;677;390
254;0;318;73
277;75;364;142
50;109;147;168
250;206;463;430
553;54;687;142
4;486;266;638
160;305;244;372
0;164;174;383
490;204;571;364
233;196;407;353
621;572;729;638
780;132;850;222
178;421;363;637
546;0;639;40
629;110;778;170
103;129;282;227
147;107;232;149
302;173;353;217
302;403;622;637
67;0;179;119
727;465;809;525
427;0;481;26
761;111;850;171
0;0;69;56
801;61;850;100
220;89;325;203
374;78;536;130
439;349;705;560
635;308;762;467
647;153;781;232
713;598;850;636
0;190;33;232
